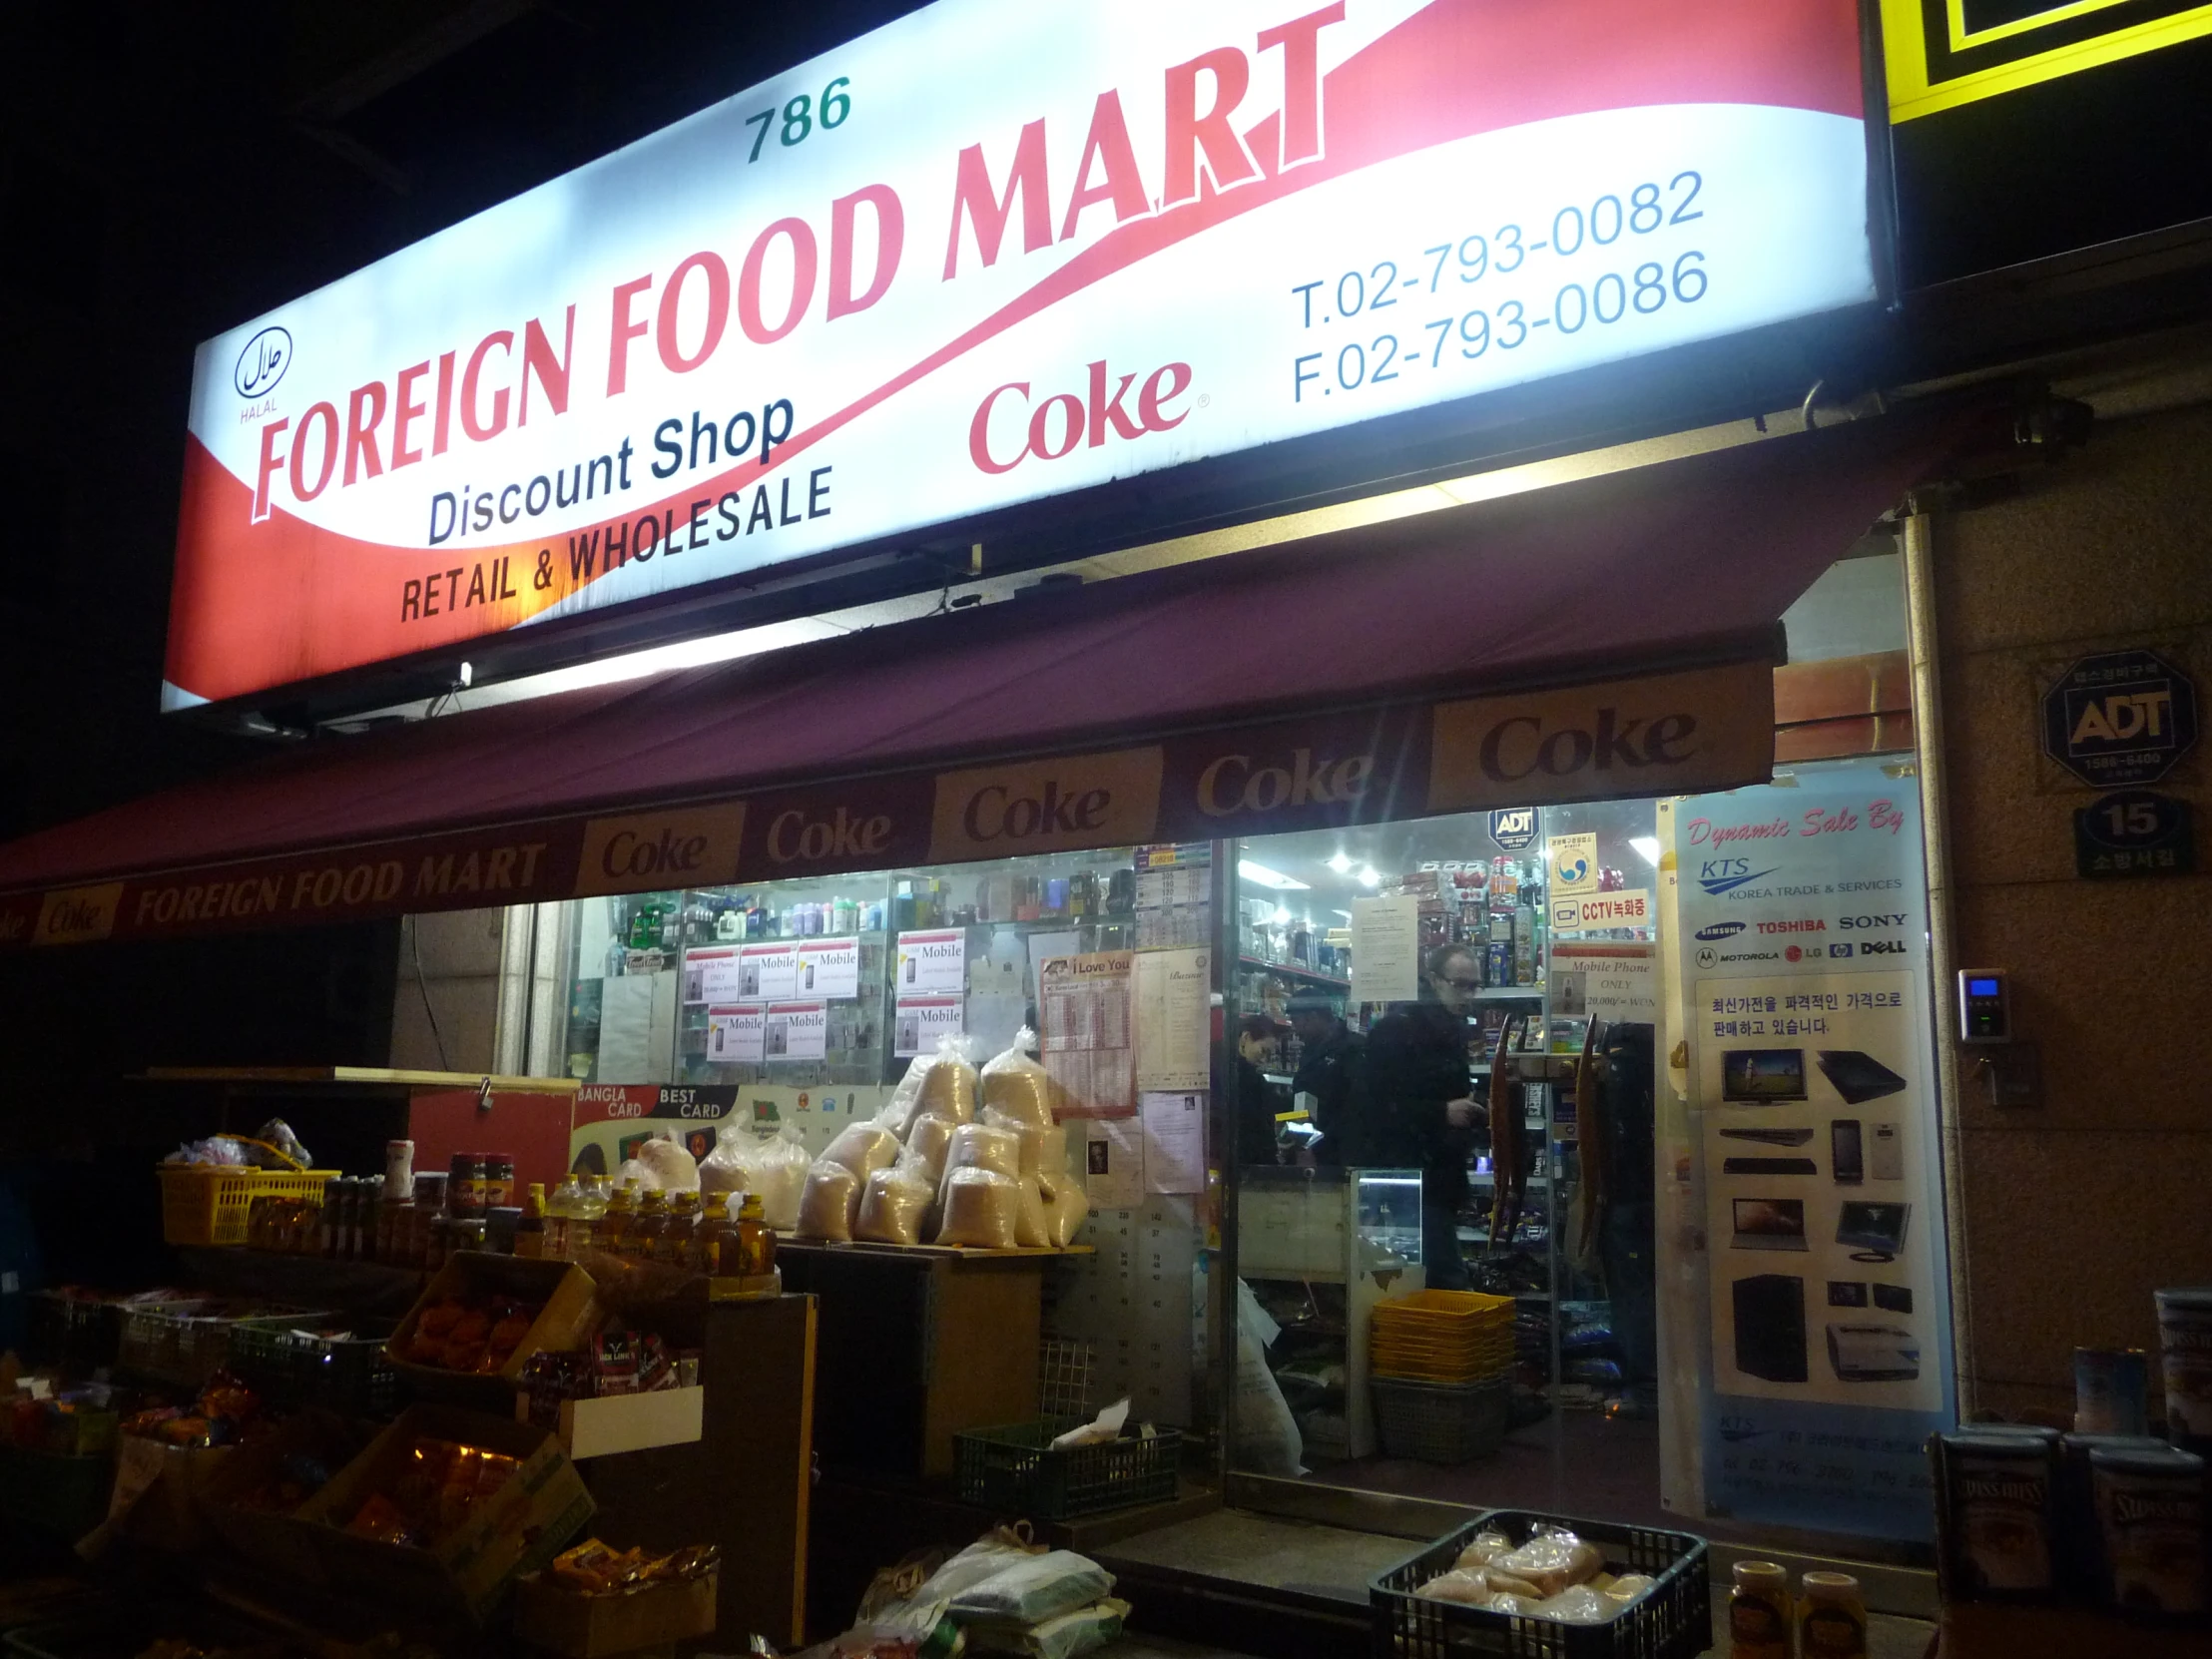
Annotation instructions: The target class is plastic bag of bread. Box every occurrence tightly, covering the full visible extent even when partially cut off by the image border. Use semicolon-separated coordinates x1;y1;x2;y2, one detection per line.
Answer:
1530;1585;1613;1625
750;1126;811;1232
1488;1532;1602;1599
636;1129;700;1193
979;1028;1057;1128
905;1113;956;1182
943;1123;1023;1183
1414;1570;1492;1605
855;1160;935;1246
823;1122;900;1180
1599;1573;1654;1605
1453;1531;1513;1572
797;1158;862;1242
698;1123;751;1202
934;1167;1022;1250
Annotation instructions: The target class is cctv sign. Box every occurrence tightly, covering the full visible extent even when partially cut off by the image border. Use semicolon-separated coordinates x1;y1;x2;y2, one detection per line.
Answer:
168;0;1874;710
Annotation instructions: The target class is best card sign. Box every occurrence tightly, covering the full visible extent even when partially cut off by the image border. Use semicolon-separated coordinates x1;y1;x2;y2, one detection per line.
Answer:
167;0;1873;710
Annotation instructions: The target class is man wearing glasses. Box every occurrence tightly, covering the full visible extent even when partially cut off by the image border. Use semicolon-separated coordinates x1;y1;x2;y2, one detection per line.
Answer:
1364;942;1488;1290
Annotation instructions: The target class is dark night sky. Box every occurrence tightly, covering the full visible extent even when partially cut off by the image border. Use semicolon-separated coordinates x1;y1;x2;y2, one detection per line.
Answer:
0;1;927;842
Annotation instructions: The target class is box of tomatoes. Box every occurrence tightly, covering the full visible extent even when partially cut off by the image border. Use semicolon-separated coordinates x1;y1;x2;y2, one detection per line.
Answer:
386;1252;600;1409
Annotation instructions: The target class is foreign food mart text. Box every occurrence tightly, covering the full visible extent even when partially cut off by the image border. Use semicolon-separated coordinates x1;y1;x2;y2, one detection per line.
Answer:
245;2;1349;530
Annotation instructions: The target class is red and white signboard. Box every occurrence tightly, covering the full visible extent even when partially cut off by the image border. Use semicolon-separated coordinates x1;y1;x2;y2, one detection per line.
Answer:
167;0;1871;709
795;935;861;998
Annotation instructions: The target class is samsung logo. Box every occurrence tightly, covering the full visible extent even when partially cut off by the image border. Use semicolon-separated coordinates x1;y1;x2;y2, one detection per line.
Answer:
235;325;292;398
1694;920;1746;941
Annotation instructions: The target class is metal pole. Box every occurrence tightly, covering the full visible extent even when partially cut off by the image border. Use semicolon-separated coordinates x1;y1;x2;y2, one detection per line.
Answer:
1902;510;1976;1420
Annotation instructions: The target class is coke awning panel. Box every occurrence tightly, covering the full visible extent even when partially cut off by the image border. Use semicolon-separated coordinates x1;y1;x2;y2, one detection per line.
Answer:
0;412;1958;947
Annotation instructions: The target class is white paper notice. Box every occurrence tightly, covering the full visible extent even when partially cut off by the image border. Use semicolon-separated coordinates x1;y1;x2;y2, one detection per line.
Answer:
1141;1091;1208;1194
895;929;965;995
765;1001;828;1062
1134;947;1212;1091
707;1005;766;1063
1084;1119;1145;1209
684;948;744;1005
795;936;861;999
738;942;798;1001
1040;950;1135;1118
893;995;964;1057
1550;942;1657;1020
1351;895;1420;1003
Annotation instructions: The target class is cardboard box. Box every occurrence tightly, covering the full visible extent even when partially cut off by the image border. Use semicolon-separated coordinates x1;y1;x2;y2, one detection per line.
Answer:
388;1252;601;1409
513;1571;718;1657
519;1386;704;1460
198;1408;374;1586
297;1403;596;1623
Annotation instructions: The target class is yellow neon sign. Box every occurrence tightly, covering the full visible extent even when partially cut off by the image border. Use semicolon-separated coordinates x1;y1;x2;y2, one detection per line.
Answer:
1883;0;2212;119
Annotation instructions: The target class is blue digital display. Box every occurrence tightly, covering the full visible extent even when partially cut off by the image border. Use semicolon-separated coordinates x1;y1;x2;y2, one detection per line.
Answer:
1966;977;2001;997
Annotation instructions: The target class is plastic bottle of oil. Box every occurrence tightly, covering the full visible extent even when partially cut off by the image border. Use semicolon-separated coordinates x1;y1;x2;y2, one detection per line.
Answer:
514;1184;548;1259
737;1192;777;1279
702;1191;744;1276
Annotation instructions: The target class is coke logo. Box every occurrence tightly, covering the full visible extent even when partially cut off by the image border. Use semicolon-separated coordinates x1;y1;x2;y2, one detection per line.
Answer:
1196;747;1372;817
969;359;1192;473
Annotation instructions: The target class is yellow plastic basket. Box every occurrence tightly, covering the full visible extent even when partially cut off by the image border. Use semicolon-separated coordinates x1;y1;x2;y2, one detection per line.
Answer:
157;1166;335;1247
1371;1290;1516;1383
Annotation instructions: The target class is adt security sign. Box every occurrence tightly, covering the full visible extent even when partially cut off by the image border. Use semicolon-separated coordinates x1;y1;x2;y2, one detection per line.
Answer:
2041;649;2198;787
1489;809;1537;851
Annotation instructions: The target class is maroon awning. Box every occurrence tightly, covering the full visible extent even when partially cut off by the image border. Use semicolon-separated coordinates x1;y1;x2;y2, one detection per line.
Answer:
0;411;1960;947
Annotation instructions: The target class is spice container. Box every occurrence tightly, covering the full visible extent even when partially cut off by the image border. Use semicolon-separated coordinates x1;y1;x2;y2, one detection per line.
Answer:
486;1153;516;1211
1727;1560;1791;1659
449;1151;485;1217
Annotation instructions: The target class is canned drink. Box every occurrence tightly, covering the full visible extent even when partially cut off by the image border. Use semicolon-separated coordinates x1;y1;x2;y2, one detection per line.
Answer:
2155;1288;2212;1452
384;1138;415;1191
2075;1347;2151;1435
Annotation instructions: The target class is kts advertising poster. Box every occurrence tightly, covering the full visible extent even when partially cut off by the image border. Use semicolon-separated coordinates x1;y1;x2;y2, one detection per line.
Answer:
169;0;1875;709
1665;768;1954;1541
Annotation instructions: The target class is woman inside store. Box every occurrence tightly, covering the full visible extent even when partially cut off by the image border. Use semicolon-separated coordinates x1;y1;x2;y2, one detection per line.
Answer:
1236;1014;1288;1166
1363;943;1486;1290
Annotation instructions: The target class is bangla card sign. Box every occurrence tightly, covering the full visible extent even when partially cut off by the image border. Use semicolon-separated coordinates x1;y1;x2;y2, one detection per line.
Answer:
166;0;1874;710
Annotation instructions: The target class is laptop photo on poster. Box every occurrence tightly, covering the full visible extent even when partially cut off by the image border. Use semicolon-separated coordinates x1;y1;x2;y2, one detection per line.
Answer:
1731;1198;1809;1251
1723;1049;1808;1103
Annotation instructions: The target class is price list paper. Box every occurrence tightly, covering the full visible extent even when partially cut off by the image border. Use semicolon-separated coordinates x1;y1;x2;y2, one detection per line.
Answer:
1039;949;1135;1119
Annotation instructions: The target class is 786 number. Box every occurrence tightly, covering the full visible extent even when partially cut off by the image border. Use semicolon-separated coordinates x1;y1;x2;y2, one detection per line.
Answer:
745;77;851;161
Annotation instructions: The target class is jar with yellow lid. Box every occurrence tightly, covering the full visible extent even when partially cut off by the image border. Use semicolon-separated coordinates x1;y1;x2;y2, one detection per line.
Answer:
1796;1571;1867;1658
1728;1560;1791;1659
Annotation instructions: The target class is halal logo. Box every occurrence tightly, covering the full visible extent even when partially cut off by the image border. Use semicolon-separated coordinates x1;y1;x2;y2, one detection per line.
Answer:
235;325;292;399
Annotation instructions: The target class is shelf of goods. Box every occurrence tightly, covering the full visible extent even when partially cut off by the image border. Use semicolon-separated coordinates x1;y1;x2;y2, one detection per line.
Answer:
1238;956;1351;990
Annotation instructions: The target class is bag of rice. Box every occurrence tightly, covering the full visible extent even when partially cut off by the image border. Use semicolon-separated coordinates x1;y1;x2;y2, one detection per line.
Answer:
979;1028;1057;1128
855;1159;935;1246
797;1158;862;1242
935;1167;1021;1250
942;1123;1022;1182
905;1113;956;1182
823;1121;901;1180
750;1125;811;1232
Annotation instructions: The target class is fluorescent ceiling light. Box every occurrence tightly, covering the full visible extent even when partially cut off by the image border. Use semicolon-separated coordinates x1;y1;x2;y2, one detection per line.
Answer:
1630;836;1662;865
1272;905;1292;925
1332;909;1352;920
1327;850;1353;873
1358;865;1381;886
1239;858;1310;890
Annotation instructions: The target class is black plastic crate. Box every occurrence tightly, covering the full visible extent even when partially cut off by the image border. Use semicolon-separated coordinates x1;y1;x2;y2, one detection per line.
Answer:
226;1316;398;1417
954;1419;1181;1520
25;1294;122;1379
1372;1377;1509;1464
1370;1510;1709;1659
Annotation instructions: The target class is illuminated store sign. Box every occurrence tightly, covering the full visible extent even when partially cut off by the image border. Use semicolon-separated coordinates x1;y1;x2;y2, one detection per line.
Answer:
168;0;1873;709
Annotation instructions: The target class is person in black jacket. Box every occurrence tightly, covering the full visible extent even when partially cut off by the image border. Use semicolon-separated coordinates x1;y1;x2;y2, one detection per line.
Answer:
1362;942;1486;1290
1287;990;1364;1166
1235;1014;1286;1166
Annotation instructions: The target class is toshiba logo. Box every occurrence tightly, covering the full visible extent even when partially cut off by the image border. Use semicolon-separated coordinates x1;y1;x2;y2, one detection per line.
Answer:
575;805;745;896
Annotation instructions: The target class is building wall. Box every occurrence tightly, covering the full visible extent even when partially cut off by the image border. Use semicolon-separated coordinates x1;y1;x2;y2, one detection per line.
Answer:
1934;396;2212;1419
388;908;505;1073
